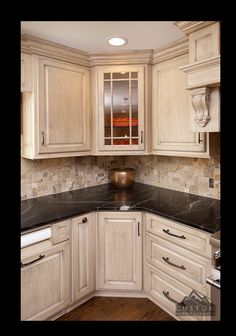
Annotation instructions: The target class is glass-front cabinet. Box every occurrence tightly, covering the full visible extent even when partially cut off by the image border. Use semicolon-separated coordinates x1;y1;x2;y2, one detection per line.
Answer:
97;66;145;151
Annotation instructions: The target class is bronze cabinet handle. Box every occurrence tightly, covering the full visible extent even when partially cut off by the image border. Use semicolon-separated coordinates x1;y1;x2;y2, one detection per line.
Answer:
162;256;186;270
162;291;185;306
21;254;45;268
138;222;140;236
163;229;186;239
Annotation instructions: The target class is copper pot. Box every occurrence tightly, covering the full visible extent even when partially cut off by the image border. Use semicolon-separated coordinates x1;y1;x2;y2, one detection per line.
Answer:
110;168;136;189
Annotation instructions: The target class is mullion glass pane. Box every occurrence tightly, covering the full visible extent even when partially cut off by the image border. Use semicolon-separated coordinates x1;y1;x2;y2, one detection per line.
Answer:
112;80;130;138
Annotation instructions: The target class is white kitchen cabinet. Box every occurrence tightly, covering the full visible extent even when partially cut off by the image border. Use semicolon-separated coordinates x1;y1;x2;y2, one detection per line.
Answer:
71;213;96;302
97;212;142;290
152;53;209;157
21;54;91;159
21;228;70;320
144;212;212;321
93;64;152;155
21;53;33;92
176;21;220;132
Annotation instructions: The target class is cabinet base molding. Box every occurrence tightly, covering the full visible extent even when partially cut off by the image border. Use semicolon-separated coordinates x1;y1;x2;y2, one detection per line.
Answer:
95;290;146;298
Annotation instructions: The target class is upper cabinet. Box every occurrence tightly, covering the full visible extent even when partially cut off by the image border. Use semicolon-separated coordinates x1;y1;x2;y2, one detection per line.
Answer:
91;52;152;155
95;66;145;152
152;38;219;157
21;35;91;159
175;22;220;132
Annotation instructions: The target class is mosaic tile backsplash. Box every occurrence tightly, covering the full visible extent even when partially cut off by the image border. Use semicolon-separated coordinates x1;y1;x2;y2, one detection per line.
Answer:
21;155;220;200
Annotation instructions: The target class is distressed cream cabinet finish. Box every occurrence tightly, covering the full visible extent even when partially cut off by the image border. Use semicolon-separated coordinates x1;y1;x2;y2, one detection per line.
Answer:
21;53;33;92
21;238;70;321
144;213;212;321
152;54;207;157
71;213;96;302
97;212;142;290
176;21;220;133
22;55;91;159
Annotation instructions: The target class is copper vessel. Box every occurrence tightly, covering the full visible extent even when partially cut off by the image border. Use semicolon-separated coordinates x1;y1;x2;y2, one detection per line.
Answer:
110;168;136;189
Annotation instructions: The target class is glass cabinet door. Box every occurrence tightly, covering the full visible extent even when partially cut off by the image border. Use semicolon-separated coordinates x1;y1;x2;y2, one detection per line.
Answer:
100;67;144;150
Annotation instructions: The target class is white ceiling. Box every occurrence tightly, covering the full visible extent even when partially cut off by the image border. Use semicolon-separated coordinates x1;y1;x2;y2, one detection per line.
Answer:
21;21;185;53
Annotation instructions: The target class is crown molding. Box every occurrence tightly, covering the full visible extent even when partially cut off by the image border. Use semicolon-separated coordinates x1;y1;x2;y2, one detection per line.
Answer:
174;21;217;35
21;34;90;67
89;50;153;66
152;37;188;65
180;56;220;88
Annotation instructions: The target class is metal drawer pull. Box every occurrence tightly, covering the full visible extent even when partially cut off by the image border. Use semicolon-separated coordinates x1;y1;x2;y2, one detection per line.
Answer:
163;229;186;239
21;254;45;268
78;217;88;224
162;291;185;306
162;256;186;270
138;222;140;236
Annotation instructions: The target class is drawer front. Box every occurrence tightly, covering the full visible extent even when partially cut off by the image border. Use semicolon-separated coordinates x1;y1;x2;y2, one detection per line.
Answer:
51;219;70;244
145;213;211;258
146;234;211;296
146;264;211;321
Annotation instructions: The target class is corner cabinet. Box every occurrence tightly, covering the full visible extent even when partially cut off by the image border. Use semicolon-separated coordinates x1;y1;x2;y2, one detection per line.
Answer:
152;53;208;157
21;55;91;159
97;212;142;290
92;65;152;155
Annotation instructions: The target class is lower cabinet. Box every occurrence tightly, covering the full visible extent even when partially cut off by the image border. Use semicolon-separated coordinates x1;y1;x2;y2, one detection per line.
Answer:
144;213;212;321
71;213;96;302
21;239;70;321
97;212;142;291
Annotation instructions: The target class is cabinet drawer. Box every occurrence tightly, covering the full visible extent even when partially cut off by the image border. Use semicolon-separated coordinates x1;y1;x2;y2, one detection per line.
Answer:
145;213;211;258
146;264;210;321
146;234;211;296
51;219;70;244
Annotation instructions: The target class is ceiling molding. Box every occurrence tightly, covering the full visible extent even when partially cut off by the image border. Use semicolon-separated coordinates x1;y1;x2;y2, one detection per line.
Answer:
174;21;217;35
21;34;90;67
152;37;188;65
89;50;153;66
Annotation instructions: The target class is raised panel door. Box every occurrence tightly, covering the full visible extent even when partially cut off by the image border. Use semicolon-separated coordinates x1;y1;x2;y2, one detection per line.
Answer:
152;54;207;156
98;212;142;290
71;213;96;302
36;56;91;154
21;241;70;320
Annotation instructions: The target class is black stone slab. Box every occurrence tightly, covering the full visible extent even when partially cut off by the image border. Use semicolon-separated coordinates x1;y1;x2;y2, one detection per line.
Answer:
21;182;220;234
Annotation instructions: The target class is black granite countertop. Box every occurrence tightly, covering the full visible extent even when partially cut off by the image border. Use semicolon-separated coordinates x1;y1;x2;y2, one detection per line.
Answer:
21;183;220;234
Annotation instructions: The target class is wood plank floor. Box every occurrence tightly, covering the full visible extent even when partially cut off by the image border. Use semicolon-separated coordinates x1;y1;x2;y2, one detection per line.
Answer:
57;297;176;321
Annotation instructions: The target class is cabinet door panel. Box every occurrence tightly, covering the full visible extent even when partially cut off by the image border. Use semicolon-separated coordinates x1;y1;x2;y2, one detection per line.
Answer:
98;66;145;151
98;212;142;290
21;241;70;320
37;57;90;153
152;55;206;155
72;214;96;302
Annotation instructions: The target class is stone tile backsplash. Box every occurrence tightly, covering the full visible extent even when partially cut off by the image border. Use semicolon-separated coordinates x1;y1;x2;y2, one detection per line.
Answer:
21;155;220;200
125;155;220;199
21;156;124;200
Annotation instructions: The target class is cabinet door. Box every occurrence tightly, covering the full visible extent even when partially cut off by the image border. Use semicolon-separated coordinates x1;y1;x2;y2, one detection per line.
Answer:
98;212;142;290
21;240;70;320
36;56;91;154
98;66;145;151
71;213;96;302
152;54;206;156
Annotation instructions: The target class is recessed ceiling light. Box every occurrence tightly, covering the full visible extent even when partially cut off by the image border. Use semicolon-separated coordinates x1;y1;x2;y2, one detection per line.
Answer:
107;37;128;46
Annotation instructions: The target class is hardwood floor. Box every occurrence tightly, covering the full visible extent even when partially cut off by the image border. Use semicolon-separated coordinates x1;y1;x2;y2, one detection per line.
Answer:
57;297;176;321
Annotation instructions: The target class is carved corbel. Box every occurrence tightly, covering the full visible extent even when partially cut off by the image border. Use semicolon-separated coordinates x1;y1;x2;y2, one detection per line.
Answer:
190;87;211;127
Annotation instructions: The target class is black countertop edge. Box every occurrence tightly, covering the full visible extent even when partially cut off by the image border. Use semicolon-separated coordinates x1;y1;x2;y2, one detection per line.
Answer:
21;183;220;234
